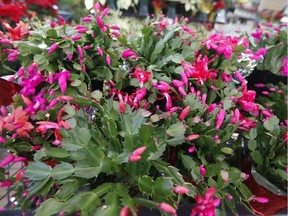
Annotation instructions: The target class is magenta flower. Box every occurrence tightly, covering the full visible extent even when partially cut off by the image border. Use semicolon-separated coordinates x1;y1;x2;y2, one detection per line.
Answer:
252;197;269;203
191;187;220;216
71;35;82;41
134;88;147;102
179;106;190;121
251;28;263;42
7;50;19;62
97;47;104;56
121;49;138;60
96;15;107;32
199;164;206;176
158;202;176;214
106;55;111;66
0;154;15;167
118;94;126;113
0;181;13;187
82;16;92;22
207;103;217;113
215;109;225;129
55;70;70;94
48;42;59;54
133;66;151;87
235;71;244;83
163;92;172;111
280;57;288;76
101;8;109;18
251;48;268;60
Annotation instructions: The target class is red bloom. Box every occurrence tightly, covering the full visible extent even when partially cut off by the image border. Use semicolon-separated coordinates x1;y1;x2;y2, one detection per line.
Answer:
191;187;221;216
182;55;217;84
133;66;151;87
2;21;30;41
0;3;28;22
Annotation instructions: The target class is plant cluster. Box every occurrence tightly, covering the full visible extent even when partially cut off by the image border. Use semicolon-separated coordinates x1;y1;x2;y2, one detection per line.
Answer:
0;3;287;215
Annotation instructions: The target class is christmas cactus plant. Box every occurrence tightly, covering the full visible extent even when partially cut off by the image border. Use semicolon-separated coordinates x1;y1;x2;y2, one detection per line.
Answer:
0;2;287;215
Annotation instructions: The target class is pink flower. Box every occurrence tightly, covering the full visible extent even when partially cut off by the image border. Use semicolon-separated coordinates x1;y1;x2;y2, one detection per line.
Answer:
199;164;206;176
251;28;263;42
129;146;147;162
101;8;109;18
133;66;151;87
35;121;59;133
71;35;82;41
179;106;190;121
96;15;107;32
252;197;269;203
97;47;104;56
0;180;13;187
121;49;138;60
207;103;217;113
106;55;111;66
251;48;268;60
191;187;220;216
235;71;244;83
158;202;176;214
82;16;92;22
215;109;225;129
280;57;288;76
163;93;172;111
120;206;131;216
118;94;126;113
0;154;15;167
173;185;189;194
48;43;59;54
55;70;70;94
185;134;199;141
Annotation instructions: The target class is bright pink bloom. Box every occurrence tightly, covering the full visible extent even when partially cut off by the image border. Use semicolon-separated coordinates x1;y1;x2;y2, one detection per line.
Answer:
173;186;189;194
179;106;190;121
215;109;225;129
98;47;104;56
96;15;107;32
185;134;200;141
251;28;263;42
0;154;15;167
121;49;138;60
199;164;206;176
82;16;92;22
71;35;82;41
133;66;151;87
35;121;59;133
55;71;70;94
252;197;269;203
134;88;147;102
280;57;288;76
0;181;13;187
191;187;220;216
118;94;126;113
48;43;59;54
106;55;111;66
129;146;147;162
94;2;101;12
251;48;268;60
158;202;176;214
235;71;244;83
120;206;131;216
182;55;217;84
101;8;109;18
207;103;217;113
188;147;196;153
163;93;172;111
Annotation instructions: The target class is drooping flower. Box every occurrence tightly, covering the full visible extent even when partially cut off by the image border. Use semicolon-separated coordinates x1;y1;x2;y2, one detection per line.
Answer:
191;187;221;216
55;70;70;94
121;49;138;60
0;180;13;187
182;55;217;84
199;164;206;176
280;57;288;76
